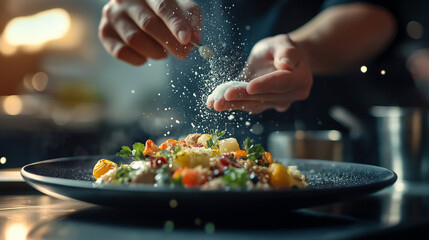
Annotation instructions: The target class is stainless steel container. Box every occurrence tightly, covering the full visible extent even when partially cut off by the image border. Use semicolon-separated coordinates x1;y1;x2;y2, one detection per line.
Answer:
268;130;344;162
371;106;429;182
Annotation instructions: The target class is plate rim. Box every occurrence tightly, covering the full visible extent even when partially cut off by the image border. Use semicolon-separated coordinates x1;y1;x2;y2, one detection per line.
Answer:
21;155;398;194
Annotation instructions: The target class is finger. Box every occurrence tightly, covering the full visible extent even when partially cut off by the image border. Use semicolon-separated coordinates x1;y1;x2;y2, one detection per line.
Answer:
206;99;214;108
110;16;167;59
225;87;308;102
147;0;192;45
273;35;299;71
179;0;202;43
127;5;192;58
246;70;297;94
99;20;147;65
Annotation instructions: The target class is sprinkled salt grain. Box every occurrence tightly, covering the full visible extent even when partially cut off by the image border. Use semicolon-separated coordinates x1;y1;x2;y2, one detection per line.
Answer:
227;114;235;120
198;46;214;59
207;81;248;102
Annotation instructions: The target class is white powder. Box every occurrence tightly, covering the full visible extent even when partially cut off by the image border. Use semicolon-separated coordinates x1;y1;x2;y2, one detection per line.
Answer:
207;81;248;102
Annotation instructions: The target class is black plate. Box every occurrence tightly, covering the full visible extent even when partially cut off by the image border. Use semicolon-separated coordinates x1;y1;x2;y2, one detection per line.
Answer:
21;156;396;210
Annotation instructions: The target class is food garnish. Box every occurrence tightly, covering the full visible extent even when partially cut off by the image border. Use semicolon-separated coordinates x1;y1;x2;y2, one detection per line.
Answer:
93;130;308;190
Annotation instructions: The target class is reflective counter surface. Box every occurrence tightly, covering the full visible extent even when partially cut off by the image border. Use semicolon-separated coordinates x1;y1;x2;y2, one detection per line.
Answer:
1;178;429;240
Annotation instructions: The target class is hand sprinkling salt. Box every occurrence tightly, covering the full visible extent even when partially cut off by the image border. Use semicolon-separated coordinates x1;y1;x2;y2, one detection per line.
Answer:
207;81;249;102
191;41;214;59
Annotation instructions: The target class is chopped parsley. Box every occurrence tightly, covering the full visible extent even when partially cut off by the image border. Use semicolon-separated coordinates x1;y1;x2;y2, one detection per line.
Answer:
154;149;173;162
222;166;249;186
206;129;226;148
172;146;182;155
242;137;265;165
111;165;134;184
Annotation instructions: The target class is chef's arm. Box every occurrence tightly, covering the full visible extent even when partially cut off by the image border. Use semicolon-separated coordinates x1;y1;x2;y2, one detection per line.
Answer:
288;2;396;75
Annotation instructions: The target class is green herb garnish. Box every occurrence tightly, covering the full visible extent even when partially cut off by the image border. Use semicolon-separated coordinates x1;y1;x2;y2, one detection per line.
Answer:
154;149;173;162
116;142;145;161
132;142;145;160
111;165;134;184
242;137;265;165
116;146;132;159
173;146;182;155
222;166;249;186
206;129;226;148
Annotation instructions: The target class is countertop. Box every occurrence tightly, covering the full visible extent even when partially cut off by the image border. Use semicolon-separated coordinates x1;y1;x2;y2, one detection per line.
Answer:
1;176;429;240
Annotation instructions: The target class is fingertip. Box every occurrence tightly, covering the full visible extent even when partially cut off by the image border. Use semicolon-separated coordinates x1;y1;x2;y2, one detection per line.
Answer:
246;81;260;95
224;87;246;101
178;29;191;45
206;99;214;108
214;99;226;111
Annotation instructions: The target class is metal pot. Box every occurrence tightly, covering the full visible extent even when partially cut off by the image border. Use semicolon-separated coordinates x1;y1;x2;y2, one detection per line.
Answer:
371;106;429;182
268;130;345;162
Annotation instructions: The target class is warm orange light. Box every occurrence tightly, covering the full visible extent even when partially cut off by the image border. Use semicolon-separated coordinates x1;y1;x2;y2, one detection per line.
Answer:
5;223;28;240
0;8;71;54
3;95;23;115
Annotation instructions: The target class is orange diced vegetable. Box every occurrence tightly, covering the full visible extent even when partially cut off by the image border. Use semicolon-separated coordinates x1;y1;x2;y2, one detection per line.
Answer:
172;168;183;179
269;163;290;189
93;159;118;179
159;139;180;150
263;151;274;165
143;139;158;156
234;150;247;159
181;168;207;188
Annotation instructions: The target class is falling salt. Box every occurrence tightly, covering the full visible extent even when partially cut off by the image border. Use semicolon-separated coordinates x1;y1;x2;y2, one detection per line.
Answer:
175;120;180;124
227;115;235;120
131;90;135;94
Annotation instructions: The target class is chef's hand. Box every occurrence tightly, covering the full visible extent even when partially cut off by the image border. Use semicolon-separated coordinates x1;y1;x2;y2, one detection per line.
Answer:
99;0;201;66
207;34;313;114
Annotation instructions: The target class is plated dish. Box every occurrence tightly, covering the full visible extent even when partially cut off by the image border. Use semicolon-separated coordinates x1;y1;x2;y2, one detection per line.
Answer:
92;130;308;190
21;155;396;210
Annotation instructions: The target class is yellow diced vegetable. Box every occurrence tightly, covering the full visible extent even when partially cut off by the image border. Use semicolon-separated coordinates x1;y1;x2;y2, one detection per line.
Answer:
219;138;240;153
197;134;212;148
93;159;118;179
174;148;211;168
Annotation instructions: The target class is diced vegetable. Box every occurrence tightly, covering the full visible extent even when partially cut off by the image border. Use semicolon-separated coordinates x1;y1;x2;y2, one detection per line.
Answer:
219;138;240;153
159;139;180;151
180;168;207;188
197;134;211;148
234;150;247;159
111;164;134;184
269;163;290;189
143;139;158;156
262;152;274;165
222;166;249;186
174;148;211;168
93;159;118;179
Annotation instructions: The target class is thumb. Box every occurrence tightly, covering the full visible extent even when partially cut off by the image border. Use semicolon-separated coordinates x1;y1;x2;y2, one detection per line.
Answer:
273;45;299;71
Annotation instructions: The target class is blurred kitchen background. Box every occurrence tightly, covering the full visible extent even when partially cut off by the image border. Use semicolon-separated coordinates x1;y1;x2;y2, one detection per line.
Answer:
0;0;172;168
0;0;428;181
